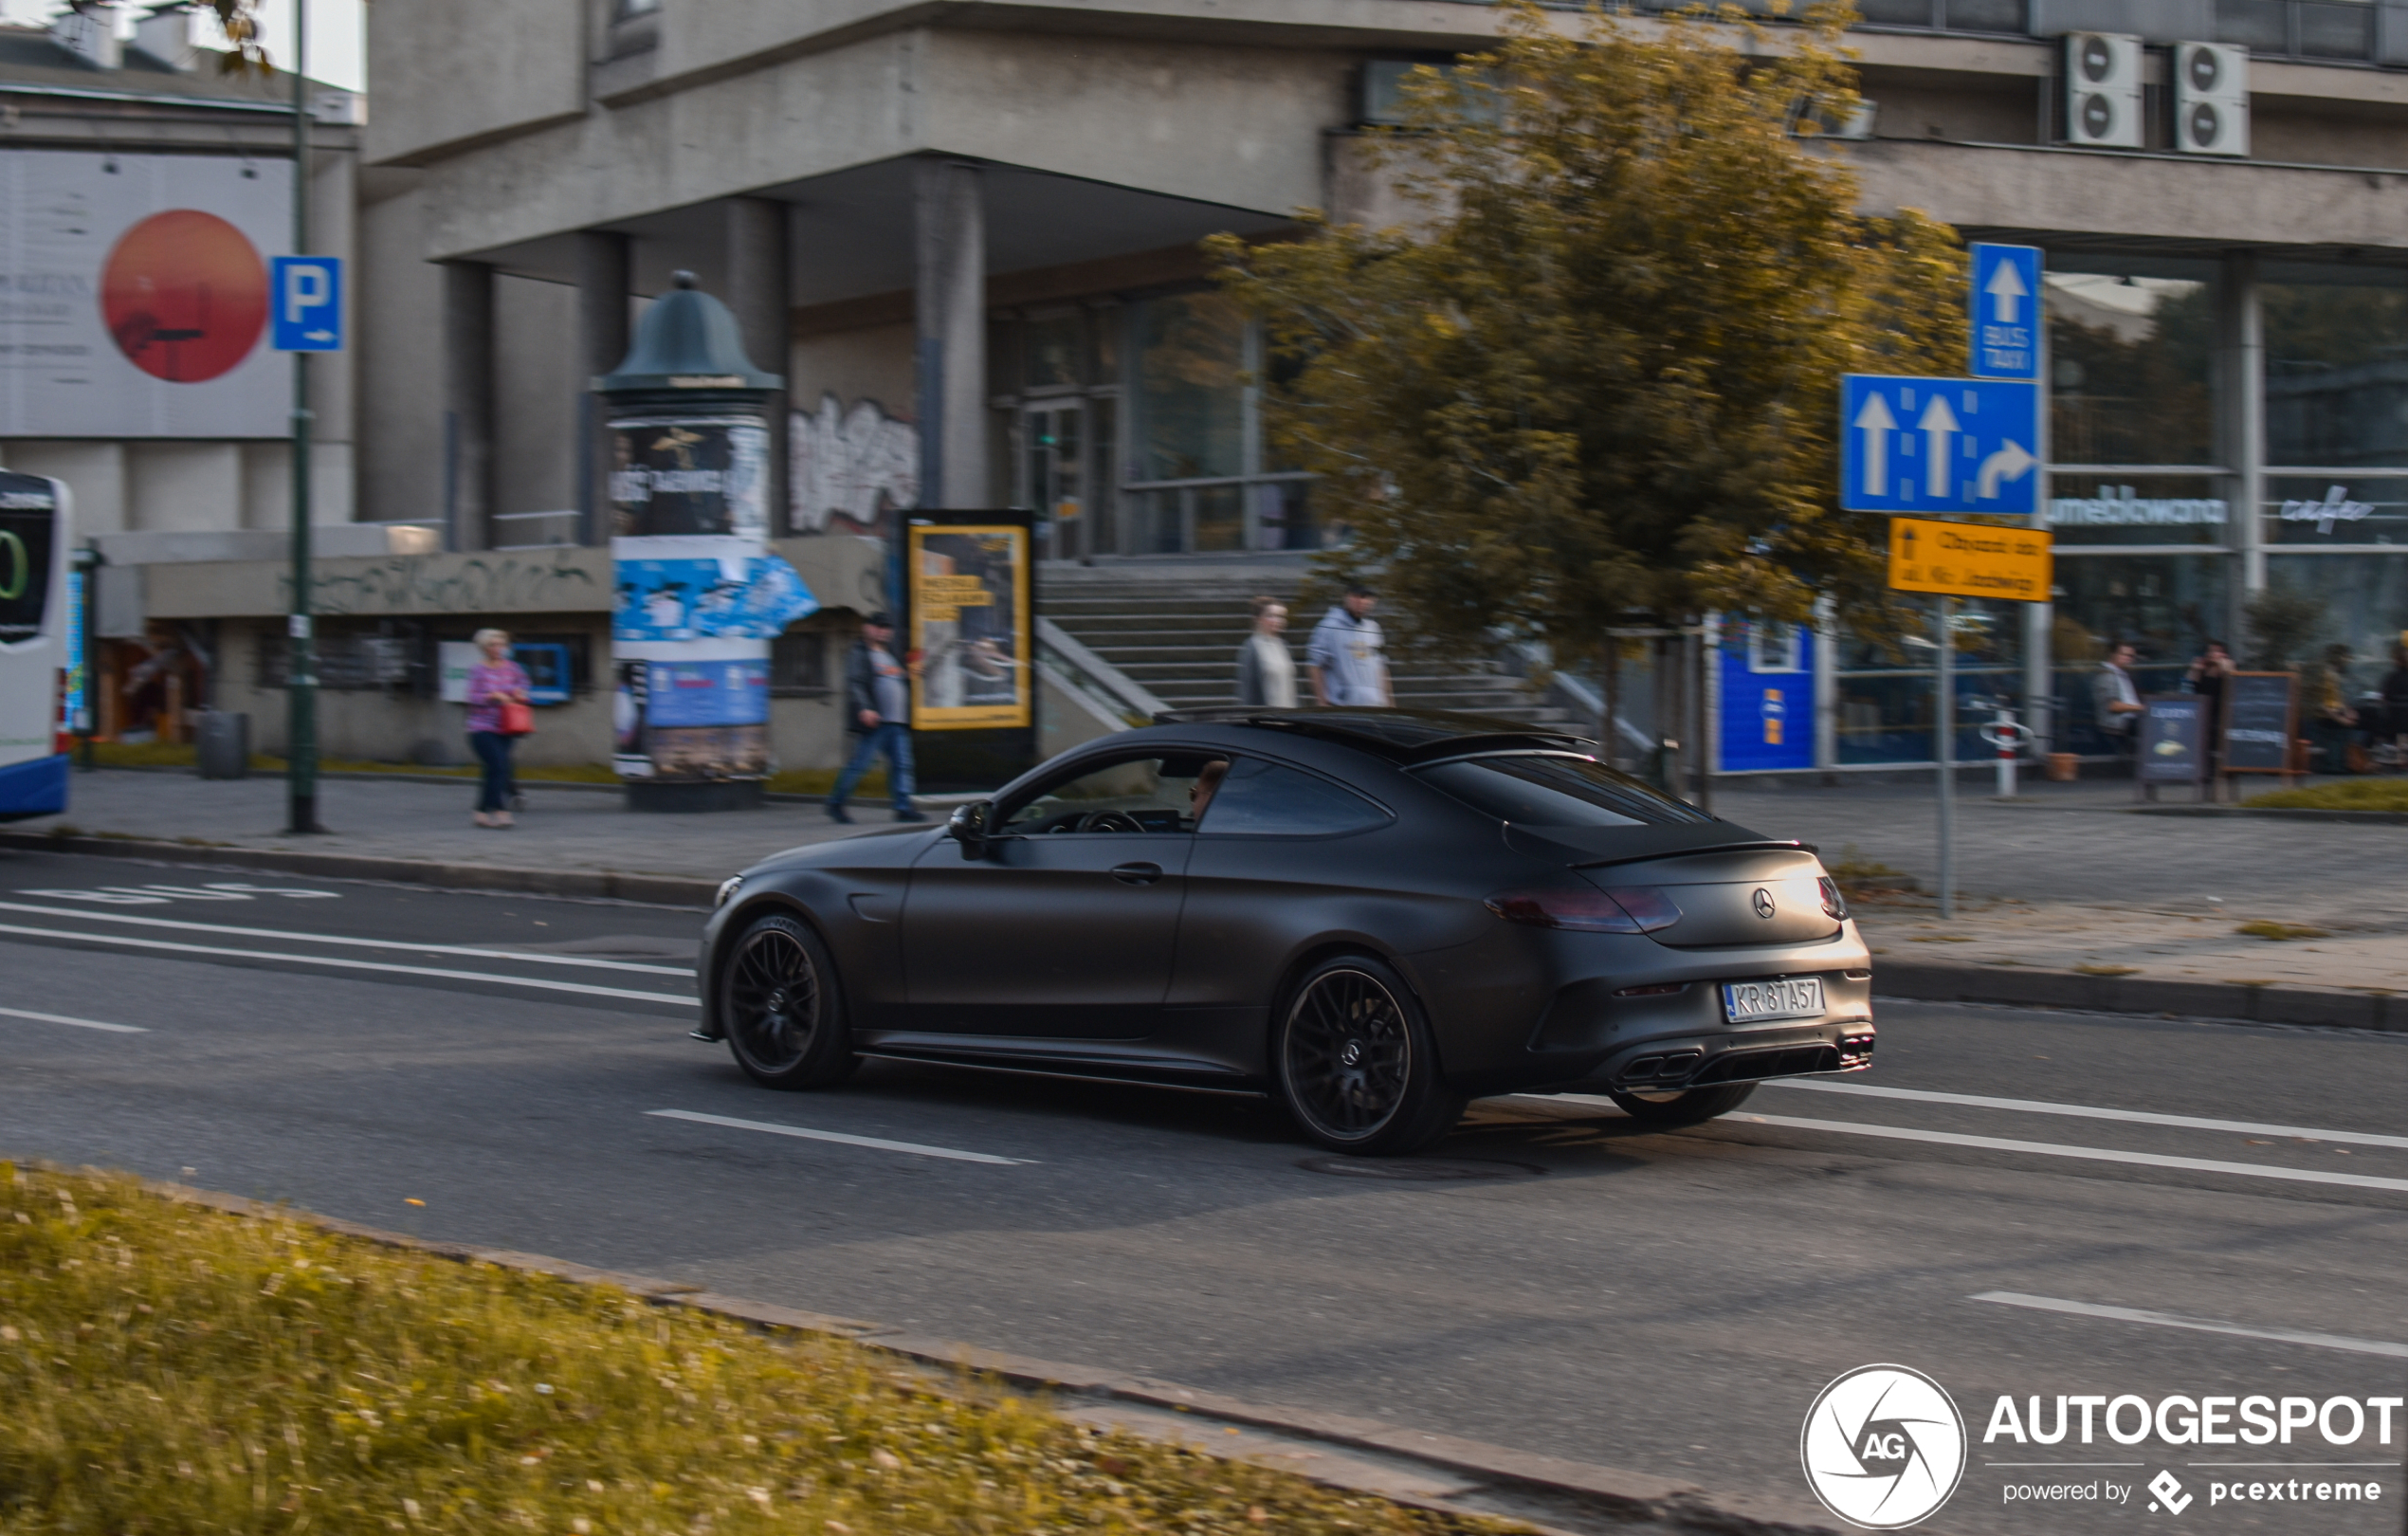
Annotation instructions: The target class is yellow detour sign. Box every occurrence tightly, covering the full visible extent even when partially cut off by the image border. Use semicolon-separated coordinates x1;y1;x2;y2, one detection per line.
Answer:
1887;517;2052;601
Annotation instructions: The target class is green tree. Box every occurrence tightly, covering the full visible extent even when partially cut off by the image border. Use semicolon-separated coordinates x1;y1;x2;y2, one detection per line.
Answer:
1208;0;1967;664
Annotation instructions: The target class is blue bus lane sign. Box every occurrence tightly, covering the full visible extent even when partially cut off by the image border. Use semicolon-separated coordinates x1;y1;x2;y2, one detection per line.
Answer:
1969;243;2041;380
1839;375;2040;518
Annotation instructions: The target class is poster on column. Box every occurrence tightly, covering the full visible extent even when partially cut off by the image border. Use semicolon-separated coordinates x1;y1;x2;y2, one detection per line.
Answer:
0;150;292;437
611;530;816;781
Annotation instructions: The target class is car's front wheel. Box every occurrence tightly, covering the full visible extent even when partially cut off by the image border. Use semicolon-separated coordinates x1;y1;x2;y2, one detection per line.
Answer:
1274;956;1464;1156
721;912;860;1089
1607;1082;1757;1127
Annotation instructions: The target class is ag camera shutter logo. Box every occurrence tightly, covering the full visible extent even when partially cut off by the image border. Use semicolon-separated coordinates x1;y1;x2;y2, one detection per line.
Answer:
1801;1364;1968;1528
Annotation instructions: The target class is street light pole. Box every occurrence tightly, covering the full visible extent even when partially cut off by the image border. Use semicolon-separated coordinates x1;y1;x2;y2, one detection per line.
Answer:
284;0;321;834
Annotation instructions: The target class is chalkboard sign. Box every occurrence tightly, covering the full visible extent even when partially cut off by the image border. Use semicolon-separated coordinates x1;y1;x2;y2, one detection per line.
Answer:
2219;671;2298;775
2137;695;2207;785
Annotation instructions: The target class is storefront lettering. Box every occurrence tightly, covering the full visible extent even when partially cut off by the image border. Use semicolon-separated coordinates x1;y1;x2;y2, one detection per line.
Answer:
2276;485;2373;536
2047;486;2227;527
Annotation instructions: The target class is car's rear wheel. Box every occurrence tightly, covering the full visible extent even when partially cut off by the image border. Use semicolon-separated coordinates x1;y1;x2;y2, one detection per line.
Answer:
721;912;859;1089
1607;1082;1757;1127
1275;956;1463;1156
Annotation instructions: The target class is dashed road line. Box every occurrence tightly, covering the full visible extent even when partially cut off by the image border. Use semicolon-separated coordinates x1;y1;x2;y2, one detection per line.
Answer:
0;900;691;976
0;1004;146;1034
1970;1291;2408;1360
1762;1078;2408;1151
646;1109;1030;1165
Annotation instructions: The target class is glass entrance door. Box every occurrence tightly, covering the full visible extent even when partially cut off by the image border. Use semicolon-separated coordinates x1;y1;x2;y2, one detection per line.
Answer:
1025;403;1085;561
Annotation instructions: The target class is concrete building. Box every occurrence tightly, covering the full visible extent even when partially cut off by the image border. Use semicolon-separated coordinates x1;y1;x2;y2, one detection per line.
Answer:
52;0;2408;774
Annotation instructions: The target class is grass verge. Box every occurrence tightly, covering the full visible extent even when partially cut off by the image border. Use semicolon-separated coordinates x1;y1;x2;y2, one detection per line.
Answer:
1;1166;1500;1536
2241;778;2408;812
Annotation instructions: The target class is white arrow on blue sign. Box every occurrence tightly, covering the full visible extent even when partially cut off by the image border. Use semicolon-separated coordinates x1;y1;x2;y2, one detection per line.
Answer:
1839;375;2040;516
1969;243;2041;380
269;256;343;352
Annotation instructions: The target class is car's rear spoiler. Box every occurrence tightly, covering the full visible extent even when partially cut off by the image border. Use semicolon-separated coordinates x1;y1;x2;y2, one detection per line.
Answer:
1504;821;1816;869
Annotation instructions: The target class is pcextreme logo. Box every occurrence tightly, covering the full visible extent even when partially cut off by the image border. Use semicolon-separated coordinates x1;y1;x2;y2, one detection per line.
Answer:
1801;1364;1970;1529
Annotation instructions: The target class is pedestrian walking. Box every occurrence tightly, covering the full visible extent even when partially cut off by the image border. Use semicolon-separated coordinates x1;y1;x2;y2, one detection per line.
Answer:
464;628;531;829
2091;641;2143;769
1306;584;1391;707
2185;637;2236;766
2375;642;2408;769
1234;595;1298;708
829;613;923;824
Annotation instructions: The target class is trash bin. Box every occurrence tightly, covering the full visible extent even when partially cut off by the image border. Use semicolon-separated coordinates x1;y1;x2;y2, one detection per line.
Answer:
195;711;250;779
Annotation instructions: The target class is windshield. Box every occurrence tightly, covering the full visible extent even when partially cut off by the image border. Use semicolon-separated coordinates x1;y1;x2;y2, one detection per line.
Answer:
1413;753;1711;828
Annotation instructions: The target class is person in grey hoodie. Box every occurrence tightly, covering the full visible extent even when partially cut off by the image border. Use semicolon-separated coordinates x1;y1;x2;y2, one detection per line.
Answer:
1233;595;1298;708
1306;585;1390;706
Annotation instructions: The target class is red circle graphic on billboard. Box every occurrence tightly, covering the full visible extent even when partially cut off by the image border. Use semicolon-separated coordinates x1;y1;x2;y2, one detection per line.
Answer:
99;210;268;382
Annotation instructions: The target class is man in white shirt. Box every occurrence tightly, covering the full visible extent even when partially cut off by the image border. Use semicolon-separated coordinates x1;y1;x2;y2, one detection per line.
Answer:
2092;642;2143;766
1306;585;1391;707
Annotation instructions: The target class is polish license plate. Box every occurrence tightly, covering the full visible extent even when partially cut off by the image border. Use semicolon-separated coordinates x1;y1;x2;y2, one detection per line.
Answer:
1722;977;1824;1023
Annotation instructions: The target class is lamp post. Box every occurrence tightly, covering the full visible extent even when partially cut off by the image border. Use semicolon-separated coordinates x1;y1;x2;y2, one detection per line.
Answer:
283;0;322;834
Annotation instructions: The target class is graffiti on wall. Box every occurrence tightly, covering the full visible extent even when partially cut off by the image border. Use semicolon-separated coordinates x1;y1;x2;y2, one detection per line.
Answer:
789;393;918;537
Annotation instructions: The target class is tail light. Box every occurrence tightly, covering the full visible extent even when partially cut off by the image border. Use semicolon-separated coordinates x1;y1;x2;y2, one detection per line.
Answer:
1486;886;1681;934
1817;876;1849;921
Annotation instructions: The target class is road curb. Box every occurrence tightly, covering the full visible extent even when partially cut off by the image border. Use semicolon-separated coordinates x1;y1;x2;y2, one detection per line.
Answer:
2125;803;2408;825
154;1181;1848;1536
1873;959;2407;1033
0;830;718;907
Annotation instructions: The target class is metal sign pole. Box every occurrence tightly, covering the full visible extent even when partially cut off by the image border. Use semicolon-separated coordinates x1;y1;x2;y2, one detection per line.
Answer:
1936;595;1956;920
284;0;322;834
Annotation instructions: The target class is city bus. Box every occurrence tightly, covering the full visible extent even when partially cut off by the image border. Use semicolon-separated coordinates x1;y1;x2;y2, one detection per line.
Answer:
0;467;72;821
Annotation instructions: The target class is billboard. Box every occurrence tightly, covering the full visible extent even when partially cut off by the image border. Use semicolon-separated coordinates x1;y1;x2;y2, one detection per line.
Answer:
906;520;1032;731
0;150;292;438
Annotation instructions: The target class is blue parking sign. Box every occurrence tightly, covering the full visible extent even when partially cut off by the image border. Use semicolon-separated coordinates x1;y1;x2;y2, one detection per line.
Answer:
1839;375;2041;517
269;256;343;352
1969;243;2041;381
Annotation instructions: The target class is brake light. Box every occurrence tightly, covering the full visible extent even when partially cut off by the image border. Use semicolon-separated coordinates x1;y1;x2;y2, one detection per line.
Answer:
1817;876;1849;921
1486;886;1681;934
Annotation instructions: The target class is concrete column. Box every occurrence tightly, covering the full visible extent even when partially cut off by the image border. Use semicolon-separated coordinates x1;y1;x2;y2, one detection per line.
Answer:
2217;253;2266;625
575;230;631;544
724;197;791;534
442;260;497;552
913;158;987;510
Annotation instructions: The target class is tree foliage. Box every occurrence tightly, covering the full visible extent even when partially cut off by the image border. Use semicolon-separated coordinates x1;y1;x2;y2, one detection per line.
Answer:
1208;0;1967;661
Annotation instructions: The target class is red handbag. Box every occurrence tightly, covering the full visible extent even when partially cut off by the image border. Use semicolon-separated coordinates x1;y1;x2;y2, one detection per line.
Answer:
497;698;536;737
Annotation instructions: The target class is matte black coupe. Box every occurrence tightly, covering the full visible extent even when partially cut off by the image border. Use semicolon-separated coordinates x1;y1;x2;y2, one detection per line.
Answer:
692;709;1874;1154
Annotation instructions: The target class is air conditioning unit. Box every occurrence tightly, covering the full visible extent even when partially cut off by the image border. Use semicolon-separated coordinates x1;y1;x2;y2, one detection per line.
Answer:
2060;32;2143;149
2172;41;2249;156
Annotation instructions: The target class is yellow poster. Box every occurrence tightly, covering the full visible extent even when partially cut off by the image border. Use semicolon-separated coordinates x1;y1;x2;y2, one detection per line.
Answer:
906;522;1032;730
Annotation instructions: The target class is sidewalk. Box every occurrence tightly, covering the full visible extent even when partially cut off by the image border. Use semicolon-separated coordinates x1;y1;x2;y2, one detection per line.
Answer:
9;767;2404;1024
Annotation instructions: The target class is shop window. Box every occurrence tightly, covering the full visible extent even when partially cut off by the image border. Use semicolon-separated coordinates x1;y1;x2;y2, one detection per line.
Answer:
2049;554;2230;753
2046;265;2216;467
2264;554;2408;672
1024;311;1085;391
1132;292;1246;482
2264;264;2408;469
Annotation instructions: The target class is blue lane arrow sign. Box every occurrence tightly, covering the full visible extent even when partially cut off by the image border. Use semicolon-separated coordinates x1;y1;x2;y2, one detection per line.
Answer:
1839;375;2041;516
1969;243;2041;380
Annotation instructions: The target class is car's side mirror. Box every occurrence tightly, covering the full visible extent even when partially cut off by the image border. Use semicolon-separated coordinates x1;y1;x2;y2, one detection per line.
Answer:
947;799;995;859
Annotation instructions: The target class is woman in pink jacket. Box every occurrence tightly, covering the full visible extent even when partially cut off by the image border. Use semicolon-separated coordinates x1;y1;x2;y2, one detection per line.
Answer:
464;628;531;828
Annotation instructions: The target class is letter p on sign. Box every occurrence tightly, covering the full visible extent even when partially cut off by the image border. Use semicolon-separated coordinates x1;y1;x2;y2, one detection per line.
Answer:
269;256;343;352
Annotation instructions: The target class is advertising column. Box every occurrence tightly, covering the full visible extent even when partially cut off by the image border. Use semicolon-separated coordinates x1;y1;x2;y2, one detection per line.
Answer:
598;275;814;813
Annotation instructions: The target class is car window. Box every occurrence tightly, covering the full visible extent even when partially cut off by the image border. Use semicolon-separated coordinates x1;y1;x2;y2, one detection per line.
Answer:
1001;753;1225;834
1195;757;1391;837
1412;753;1711;827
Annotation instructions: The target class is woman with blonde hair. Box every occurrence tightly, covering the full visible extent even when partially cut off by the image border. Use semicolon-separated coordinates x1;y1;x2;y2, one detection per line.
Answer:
464;628;532;828
1233;594;1297;708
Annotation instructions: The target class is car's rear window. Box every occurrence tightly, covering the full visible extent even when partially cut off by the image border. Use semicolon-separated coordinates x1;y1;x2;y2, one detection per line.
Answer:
1413;754;1712;827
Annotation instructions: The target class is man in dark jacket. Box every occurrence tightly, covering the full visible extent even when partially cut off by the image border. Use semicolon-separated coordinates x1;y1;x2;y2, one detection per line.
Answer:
829;613;922;824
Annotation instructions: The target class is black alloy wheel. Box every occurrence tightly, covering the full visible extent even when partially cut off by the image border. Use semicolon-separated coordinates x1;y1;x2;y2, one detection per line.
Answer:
1275;956;1464;1156
721;913;859;1089
1606;1082;1757;1127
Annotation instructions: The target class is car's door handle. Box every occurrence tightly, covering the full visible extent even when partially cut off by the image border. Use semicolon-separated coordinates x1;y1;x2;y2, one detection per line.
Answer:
1109;861;1163;886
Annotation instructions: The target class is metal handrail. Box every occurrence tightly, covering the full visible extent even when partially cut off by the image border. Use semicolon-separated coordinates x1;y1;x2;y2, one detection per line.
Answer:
1033;616;1169;725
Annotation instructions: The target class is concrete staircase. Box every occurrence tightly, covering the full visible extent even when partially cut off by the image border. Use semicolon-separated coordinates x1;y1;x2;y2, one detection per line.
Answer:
1039;571;1566;724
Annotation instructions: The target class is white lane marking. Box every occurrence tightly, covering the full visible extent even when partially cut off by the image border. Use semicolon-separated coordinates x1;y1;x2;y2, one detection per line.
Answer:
0;921;696;1006
1763;1078;2408;1151
646;1109;1029;1165
1731;1112;2408;1195
0;1004;146;1034
0;900;689;977
1971;1291;2408;1361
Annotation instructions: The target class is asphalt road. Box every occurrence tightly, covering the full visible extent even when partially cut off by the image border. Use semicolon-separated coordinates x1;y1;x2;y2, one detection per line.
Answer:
3;846;2402;1535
